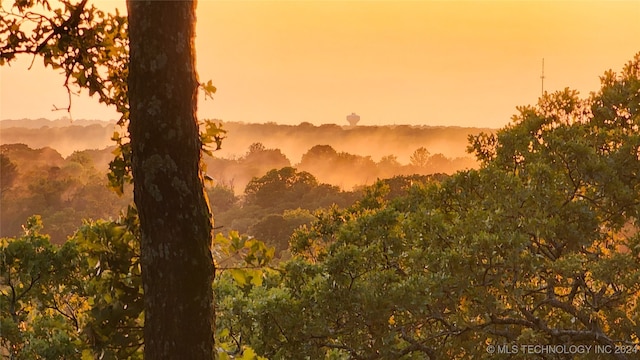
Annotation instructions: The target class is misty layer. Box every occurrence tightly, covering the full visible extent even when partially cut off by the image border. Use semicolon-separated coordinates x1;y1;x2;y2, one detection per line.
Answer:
0;121;482;244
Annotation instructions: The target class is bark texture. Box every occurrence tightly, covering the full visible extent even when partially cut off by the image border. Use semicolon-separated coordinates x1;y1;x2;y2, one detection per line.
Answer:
127;1;215;358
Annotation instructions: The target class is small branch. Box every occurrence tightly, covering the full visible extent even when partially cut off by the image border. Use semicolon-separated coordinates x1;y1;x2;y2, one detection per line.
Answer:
399;327;437;359
34;0;89;54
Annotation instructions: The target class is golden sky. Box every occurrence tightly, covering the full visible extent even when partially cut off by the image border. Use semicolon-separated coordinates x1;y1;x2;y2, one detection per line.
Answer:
1;0;639;128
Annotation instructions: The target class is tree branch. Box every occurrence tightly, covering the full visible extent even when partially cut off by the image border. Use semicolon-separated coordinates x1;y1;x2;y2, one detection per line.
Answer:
34;0;89;53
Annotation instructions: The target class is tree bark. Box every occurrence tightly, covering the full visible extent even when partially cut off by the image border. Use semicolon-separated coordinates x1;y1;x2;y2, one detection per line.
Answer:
127;1;215;358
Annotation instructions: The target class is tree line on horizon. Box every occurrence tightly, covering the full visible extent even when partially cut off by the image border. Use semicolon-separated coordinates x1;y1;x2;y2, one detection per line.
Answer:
0;119;486;167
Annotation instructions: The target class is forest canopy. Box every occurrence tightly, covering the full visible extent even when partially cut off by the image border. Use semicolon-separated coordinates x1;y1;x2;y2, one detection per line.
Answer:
1;10;639;357
215;53;640;358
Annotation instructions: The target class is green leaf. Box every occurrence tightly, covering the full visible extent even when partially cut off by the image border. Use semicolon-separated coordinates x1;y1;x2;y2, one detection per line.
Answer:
201;79;217;100
228;268;248;287
81;349;94;360
247;269;263;287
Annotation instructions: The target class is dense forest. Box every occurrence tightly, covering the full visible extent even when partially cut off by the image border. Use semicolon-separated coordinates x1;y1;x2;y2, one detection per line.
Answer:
2;52;640;359
1;117;482;247
0;134;464;246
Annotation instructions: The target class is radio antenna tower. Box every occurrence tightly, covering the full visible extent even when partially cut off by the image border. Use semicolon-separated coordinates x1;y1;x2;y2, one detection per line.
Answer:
540;58;545;95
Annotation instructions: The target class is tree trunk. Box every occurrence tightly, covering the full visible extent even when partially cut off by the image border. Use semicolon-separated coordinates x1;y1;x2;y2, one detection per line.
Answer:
126;1;215;358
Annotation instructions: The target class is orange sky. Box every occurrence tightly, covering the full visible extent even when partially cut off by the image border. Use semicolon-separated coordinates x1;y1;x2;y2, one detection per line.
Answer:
1;0;639;128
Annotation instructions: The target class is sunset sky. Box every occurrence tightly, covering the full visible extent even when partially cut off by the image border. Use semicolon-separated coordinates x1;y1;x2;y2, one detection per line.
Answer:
1;0;638;128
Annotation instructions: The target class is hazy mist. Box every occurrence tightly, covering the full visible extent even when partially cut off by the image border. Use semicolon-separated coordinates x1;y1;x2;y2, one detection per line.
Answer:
1;119;490;192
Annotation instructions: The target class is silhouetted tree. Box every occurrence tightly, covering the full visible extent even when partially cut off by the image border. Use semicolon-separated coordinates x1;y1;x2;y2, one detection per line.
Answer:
409;147;430;167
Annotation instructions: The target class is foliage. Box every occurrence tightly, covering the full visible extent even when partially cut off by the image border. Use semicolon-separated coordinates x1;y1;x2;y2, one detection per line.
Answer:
298;145;376;190
296;144;473;191
218;168;359;254
242;143;290;171
249;209;316;253
244;167;319;209
0;0;129;115
0;145;132;244
1;0;132;195
1;209;282;359
409;146;430;167
1;153;18;194
0;210;144;359
73;206;144;359
200;119;228;156
2;0;221;357
3;4;639;356
213;53;640;359
1;0;223;195
1;216;85;359
207;184;238;214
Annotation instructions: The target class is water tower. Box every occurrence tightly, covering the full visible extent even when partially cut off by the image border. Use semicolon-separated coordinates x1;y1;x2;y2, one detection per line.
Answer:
346;112;360;126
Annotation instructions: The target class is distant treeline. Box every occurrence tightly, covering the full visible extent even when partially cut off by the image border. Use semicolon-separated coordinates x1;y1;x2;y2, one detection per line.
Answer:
0;118;492;162
1;141;464;249
206;142;477;193
0;118;117;129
